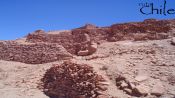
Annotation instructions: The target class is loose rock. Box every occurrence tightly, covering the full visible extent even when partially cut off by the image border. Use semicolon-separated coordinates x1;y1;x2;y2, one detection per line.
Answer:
151;82;165;96
77;50;89;56
41;61;107;98
134;84;150;96
97;95;109;98
120;81;128;88
171;37;175;45
123;88;132;95
88;42;98;55
135;75;148;82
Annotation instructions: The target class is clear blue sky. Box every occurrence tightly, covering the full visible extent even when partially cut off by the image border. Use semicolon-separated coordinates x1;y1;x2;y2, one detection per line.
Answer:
0;0;175;40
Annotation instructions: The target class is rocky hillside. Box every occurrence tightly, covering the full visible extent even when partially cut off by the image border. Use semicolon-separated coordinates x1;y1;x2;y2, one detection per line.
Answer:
0;19;175;64
26;19;174;55
0;19;175;98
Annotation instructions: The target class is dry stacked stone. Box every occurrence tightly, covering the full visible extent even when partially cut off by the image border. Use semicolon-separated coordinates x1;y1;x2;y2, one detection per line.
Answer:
26;19;174;55
109;19;171;41
0;41;72;64
41;61;107;98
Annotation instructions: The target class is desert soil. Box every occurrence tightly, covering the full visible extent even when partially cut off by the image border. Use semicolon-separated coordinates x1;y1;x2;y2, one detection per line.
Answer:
0;39;175;98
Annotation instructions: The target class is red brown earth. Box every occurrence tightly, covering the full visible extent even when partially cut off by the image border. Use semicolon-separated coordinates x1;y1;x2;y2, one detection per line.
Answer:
0;19;175;98
26;19;174;55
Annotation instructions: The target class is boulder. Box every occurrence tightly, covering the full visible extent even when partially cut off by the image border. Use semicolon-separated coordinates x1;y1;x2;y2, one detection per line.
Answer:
77;42;97;56
77;50;89;56
120;81;128;88
88;42;97;55
134;84;150;96
84;33;91;42
128;83;136;90
123;88;132;95
151;82;165;96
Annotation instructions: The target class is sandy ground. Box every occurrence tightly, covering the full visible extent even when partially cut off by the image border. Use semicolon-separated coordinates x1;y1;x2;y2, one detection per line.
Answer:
0;39;175;98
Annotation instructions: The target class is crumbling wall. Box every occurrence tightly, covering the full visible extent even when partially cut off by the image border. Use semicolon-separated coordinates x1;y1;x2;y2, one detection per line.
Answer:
25;19;174;56
0;41;72;64
109;19;171;41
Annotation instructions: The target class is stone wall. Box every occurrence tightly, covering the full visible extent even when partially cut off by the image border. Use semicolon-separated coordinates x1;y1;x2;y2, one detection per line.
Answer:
0;41;72;64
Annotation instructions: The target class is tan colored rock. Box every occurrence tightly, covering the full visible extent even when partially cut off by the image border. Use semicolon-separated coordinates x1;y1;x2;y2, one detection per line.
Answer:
135;75;148;82
98;85;108;91
120;81;128;88
151;82;165;96
88;42;97;55
77;50;89;56
97;95;109;98
129;83;136;90
96;90;106;95
84;33;91;42
123;88;132;94
134;84;150;96
171;37;175;45
99;82;110;86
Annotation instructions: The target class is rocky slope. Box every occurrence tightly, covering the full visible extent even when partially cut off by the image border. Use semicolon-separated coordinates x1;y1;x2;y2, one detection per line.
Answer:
0;19;175;98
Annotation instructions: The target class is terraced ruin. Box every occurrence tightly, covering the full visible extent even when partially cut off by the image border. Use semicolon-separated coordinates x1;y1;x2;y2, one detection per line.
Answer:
0;19;175;98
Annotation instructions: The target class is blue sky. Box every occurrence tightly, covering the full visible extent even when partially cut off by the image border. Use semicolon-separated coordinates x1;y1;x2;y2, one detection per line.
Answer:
0;0;175;40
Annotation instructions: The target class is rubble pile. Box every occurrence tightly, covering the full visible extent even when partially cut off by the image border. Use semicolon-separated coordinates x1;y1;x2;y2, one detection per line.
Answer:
41;61;107;98
0;41;72;64
115;75;166;97
115;75;148;97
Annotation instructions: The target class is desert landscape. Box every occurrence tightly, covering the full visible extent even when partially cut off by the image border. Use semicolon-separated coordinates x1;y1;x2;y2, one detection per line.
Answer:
0;19;175;98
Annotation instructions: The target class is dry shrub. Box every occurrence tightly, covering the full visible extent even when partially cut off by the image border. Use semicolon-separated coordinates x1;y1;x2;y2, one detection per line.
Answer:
41;61;106;98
